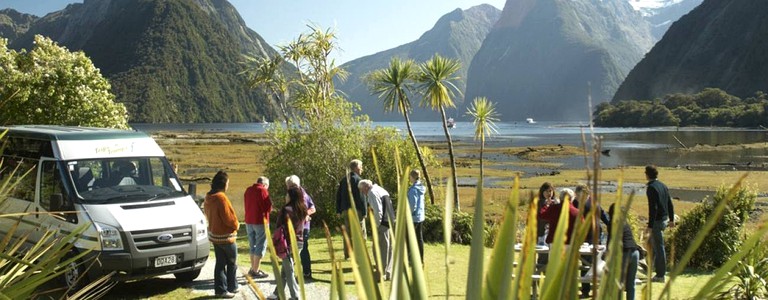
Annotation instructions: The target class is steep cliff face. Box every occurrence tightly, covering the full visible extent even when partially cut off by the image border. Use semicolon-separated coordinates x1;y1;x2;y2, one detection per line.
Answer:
9;0;279;123
613;0;768;102
465;0;654;122
337;4;501;121
629;0;705;40
0;9;38;44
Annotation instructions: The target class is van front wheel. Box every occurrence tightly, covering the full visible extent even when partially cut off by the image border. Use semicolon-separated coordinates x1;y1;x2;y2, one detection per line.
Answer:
174;269;201;282
61;252;88;291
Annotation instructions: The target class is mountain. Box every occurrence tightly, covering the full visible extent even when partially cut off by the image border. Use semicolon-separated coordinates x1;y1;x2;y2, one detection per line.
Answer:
628;0;704;40
0;9;37;44
613;0;768;102
7;0;279;123
464;0;654;122
337;4;501;121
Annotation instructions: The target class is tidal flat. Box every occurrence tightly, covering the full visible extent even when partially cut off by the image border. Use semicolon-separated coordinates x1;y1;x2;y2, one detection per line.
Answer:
152;131;768;231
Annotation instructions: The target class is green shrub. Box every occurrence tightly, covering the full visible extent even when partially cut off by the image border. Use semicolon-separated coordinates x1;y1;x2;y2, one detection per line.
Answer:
671;184;757;270
422;204;481;245
361;126;439;207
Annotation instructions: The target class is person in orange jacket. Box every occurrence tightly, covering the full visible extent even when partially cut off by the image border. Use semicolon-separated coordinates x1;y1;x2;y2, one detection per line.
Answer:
204;171;240;298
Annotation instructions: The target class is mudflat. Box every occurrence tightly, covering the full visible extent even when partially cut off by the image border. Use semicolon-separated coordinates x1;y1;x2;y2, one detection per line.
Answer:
152;131;768;229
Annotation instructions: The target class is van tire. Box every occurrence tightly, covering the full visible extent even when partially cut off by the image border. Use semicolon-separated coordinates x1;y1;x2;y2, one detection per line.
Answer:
61;251;88;291
174;269;201;282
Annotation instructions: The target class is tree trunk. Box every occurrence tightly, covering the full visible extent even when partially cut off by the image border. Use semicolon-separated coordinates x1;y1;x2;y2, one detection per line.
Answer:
439;106;460;211
403;109;437;205
480;141;484;182
275;92;291;125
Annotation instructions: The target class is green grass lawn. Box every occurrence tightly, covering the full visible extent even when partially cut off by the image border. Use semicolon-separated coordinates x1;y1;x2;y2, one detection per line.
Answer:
232;230;723;299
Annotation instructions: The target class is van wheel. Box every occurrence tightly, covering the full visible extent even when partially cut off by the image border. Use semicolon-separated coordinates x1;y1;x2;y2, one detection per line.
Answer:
174;269;201;282
61;251;88;291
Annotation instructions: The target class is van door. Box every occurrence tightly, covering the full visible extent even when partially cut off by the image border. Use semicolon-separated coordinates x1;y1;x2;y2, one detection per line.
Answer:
38;159;79;225
0;156;40;246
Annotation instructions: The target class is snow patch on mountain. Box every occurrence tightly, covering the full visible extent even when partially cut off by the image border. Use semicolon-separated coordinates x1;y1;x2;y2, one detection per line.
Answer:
628;0;687;10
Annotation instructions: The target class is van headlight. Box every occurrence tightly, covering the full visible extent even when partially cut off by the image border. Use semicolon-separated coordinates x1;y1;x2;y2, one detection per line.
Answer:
196;219;207;241
96;223;124;251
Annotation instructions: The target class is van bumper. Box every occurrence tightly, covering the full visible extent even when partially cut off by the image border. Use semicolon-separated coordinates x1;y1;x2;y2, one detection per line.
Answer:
83;240;209;281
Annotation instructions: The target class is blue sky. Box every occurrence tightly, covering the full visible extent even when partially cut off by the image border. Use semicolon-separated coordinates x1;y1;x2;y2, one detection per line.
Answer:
1;0;506;64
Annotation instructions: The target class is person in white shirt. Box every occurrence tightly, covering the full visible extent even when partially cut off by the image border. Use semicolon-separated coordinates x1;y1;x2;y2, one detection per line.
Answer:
358;179;395;281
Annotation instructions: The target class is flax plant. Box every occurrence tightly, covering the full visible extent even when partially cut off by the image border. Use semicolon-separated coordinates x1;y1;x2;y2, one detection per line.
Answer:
0;130;114;299
309;131;763;300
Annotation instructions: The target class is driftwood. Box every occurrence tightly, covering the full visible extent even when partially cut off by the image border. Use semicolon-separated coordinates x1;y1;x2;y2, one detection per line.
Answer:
672;134;688;149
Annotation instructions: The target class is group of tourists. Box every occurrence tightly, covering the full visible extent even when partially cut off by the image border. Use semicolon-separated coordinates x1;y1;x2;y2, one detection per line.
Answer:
202;171;315;299
535;165;676;299
201;159;427;299
201;160;674;299
334;159;426;281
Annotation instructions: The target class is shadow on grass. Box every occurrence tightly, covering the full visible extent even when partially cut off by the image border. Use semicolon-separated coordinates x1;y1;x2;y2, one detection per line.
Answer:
107;277;194;296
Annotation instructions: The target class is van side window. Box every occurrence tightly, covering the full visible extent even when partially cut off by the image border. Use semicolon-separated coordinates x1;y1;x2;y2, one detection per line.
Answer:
4;137;53;159
40;161;77;223
2;157;37;202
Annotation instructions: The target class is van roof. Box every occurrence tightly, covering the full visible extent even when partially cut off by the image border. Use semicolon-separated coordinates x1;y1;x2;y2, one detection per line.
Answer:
1;126;164;160
1;125;149;141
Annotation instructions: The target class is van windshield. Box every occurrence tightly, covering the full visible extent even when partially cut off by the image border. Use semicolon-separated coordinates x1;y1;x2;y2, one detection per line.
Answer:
67;157;186;204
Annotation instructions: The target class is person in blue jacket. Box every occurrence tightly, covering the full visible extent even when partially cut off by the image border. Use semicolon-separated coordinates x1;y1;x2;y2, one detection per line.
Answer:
407;169;426;260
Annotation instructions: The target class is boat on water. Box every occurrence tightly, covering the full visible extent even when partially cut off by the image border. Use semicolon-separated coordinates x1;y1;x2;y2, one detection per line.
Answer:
447;117;456;128
526;118;536;124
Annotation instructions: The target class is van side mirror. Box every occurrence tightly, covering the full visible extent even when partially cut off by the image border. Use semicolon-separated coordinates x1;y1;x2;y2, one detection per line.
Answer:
50;194;63;211
188;183;203;208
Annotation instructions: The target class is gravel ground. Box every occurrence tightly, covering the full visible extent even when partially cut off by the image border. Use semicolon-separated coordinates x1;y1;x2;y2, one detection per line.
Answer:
179;260;332;299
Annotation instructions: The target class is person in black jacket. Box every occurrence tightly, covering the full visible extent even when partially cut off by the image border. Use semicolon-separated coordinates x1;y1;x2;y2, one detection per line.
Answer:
645;165;675;283
336;159;366;259
607;203;640;300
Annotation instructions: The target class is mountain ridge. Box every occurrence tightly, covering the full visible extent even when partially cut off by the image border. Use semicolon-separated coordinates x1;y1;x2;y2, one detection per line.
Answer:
465;0;654;122
336;4;501;121
612;0;768;102
6;0;278;123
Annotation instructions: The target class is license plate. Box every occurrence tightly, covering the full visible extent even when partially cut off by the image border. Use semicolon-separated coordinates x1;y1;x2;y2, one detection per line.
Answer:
154;255;177;267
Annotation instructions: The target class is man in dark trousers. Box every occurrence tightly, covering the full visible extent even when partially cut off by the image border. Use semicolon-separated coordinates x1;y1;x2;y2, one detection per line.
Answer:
645;165;675;283
336;159;366;259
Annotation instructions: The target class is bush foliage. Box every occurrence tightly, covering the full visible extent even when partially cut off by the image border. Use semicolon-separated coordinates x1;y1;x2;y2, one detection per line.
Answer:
594;88;768;127
422;203;485;245
671;184;757;270
0;36;128;128
258;26;435;230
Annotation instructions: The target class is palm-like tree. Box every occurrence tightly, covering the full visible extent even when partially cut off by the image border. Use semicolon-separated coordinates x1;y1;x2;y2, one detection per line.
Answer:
417;54;462;210
465;97;500;182
244;55;290;124
367;57;437;204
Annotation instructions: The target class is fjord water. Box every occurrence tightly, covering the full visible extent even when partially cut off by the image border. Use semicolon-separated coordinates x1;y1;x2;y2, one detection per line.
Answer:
131;122;768;169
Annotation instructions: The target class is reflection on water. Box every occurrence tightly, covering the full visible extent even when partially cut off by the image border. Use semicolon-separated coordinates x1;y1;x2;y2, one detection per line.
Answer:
131;122;768;169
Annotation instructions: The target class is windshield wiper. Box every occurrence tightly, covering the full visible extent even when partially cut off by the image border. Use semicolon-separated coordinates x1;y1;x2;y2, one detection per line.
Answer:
146;193;171;202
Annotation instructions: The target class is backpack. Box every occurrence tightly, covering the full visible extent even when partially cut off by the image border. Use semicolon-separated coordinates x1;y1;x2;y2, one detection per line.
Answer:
272;227;288;259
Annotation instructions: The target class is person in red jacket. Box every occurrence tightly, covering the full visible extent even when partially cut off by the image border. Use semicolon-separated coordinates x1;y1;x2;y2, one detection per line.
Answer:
539;188;580;245
244;176;272;279
204;171;240;298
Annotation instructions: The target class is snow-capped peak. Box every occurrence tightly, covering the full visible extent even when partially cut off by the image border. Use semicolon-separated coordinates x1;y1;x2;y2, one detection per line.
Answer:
628;0;687;10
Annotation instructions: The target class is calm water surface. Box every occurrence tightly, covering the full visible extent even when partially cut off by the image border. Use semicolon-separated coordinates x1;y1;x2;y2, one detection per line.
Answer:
131;121;768;169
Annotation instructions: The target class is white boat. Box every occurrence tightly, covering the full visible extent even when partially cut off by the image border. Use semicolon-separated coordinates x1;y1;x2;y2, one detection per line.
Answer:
526;118;536;124
447;117;456;128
